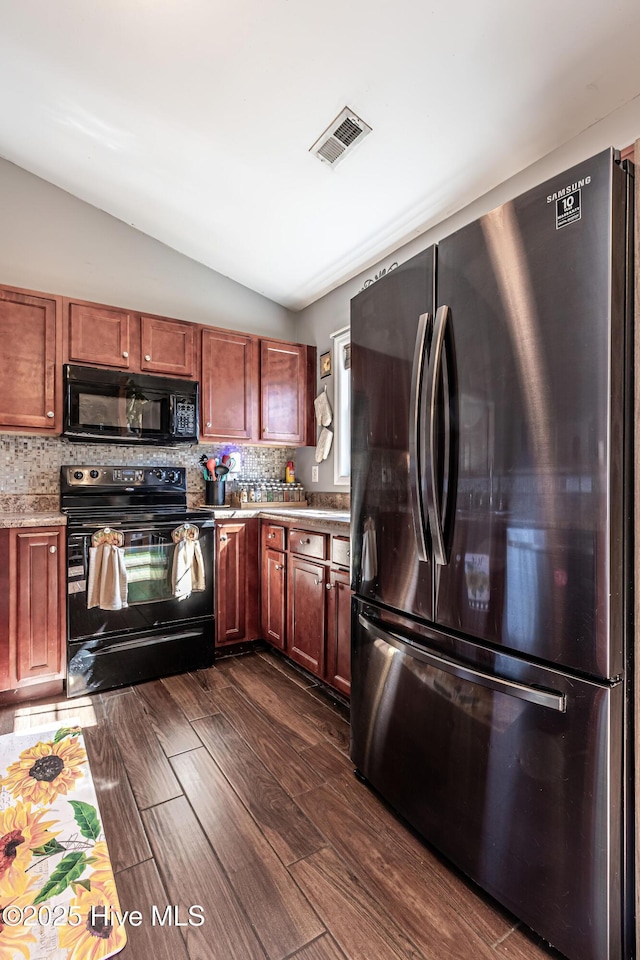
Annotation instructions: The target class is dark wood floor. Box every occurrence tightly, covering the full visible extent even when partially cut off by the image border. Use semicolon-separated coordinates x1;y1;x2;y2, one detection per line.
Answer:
0;650;564;960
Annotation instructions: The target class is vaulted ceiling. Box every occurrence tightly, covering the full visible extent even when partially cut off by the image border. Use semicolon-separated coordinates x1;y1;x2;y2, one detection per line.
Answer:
1;0;640;310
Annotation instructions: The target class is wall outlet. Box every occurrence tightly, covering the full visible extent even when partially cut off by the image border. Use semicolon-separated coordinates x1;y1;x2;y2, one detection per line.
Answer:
311;465;319;483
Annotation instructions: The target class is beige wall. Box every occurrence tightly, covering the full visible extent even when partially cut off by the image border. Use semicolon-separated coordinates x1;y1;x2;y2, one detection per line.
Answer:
294;92;640;492
0;157;295;339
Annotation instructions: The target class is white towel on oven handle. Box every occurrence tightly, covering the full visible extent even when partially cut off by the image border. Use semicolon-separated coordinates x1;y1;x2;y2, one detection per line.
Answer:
87;544;129;610
172;538;206;600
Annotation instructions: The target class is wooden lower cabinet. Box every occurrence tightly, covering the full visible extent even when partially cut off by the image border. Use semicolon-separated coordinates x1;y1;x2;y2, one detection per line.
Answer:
287;555;326;675
0;526;66;696
325;567;352;696
260;521;352;696
261;548;287;649
215;519;260;647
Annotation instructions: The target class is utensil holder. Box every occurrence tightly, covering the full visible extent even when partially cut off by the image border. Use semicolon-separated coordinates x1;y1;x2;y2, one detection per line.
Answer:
205;480;225;506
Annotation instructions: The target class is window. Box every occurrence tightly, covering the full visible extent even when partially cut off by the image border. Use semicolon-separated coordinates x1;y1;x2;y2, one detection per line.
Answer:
331;326;350;485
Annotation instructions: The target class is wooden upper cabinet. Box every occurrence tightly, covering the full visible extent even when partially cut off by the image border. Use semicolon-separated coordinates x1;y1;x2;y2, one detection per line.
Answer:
68;302;133;369
140;315;196;377
260;340;315;445
0;286;60;433
65;301;196;378
201;328;256;441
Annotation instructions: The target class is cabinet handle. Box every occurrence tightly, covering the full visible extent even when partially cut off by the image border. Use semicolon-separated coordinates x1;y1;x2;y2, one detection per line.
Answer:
122;351;129;358
46;411;54;418
326;583;332;590
49;545;57;554
347;550;350;557
145;354;151;361
206;422;212;428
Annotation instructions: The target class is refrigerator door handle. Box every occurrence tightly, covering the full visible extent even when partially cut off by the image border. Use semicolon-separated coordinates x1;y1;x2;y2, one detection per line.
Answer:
358;613;566;712
425;304;449;565
409;312;431;562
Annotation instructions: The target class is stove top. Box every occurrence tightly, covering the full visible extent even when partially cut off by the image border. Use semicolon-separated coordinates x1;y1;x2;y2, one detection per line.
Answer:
60;464;191;517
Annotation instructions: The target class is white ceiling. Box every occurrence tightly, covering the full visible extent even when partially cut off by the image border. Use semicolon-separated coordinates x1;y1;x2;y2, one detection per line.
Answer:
1;0;640;311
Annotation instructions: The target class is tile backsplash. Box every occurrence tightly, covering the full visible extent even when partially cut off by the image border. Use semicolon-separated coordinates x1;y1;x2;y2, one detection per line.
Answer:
0;435;295;505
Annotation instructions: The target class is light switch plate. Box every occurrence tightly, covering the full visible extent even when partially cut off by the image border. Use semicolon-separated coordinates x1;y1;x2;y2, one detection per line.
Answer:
312;465;319;482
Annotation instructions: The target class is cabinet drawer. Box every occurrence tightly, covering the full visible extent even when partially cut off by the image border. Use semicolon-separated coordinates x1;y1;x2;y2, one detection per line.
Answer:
262;523;286;552
331;535;351;569
290;528;326;560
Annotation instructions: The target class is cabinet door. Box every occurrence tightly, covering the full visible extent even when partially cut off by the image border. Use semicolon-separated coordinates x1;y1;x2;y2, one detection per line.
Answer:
261;548;286;649
14;528;65;685
140;315;196;377
68;302;133;369
215;521;259;646
0;287;59;432
326;568;352;696
288;555;325;675
260;340;309;444
201;329;256;440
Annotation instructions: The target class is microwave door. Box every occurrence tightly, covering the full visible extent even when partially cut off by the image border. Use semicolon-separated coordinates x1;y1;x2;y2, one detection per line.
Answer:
63;365;196;444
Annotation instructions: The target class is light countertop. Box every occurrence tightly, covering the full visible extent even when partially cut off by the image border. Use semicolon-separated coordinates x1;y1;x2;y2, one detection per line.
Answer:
0;512;68;529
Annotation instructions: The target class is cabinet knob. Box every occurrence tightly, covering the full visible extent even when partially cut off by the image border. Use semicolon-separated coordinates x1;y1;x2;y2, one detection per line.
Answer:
325;583;332;590
206;422;212;428
300;538;311;545
314;578;321;586
46;411;54;418
220;535;227;542
275;563;282;570
268;532;275;538
49;545;57;554
145;354;151;361
347;550;350;557
122;351;129;358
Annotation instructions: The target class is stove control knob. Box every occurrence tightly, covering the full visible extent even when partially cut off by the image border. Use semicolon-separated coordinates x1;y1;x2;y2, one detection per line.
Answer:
73;471;84;481
154;469;166;480
168;470;179;483
89;470;100;479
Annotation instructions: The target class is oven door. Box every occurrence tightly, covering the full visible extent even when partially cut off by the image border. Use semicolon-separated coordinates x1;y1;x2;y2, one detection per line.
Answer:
67;518;214;641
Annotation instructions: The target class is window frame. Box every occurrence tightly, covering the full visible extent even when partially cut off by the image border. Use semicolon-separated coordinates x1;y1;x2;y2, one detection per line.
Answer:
331;325;350;486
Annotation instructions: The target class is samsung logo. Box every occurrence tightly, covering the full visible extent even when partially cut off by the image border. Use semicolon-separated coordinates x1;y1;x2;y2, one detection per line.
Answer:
547;176;591;203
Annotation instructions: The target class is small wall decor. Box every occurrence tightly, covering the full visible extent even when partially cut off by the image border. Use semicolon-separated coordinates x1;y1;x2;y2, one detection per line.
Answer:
320;350;332;378
360;261;399;291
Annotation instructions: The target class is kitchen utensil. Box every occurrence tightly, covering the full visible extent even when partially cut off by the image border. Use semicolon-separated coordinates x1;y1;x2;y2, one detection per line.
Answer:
214;463;230;479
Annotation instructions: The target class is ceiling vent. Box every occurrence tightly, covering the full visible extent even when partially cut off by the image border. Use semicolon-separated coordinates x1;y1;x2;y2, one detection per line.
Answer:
310;107;372;168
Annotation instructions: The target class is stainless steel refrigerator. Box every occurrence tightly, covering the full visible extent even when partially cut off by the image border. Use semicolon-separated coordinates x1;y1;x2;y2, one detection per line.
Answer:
350;148;633;960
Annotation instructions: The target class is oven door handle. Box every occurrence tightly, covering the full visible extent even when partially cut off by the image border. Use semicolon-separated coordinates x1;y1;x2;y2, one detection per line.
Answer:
67;520;215;536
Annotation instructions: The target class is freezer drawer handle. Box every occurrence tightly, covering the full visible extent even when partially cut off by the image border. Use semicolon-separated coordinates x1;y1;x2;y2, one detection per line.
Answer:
409;312;431;563
359;614;566;712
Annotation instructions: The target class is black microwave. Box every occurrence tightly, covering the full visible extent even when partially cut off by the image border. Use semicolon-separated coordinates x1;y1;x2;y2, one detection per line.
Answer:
63;364;199;445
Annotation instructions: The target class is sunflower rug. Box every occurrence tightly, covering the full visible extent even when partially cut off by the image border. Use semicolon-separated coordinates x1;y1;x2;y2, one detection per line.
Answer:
0;724;126;960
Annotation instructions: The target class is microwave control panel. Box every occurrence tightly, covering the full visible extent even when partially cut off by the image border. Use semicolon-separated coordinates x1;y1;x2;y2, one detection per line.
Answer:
175;399;197;436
